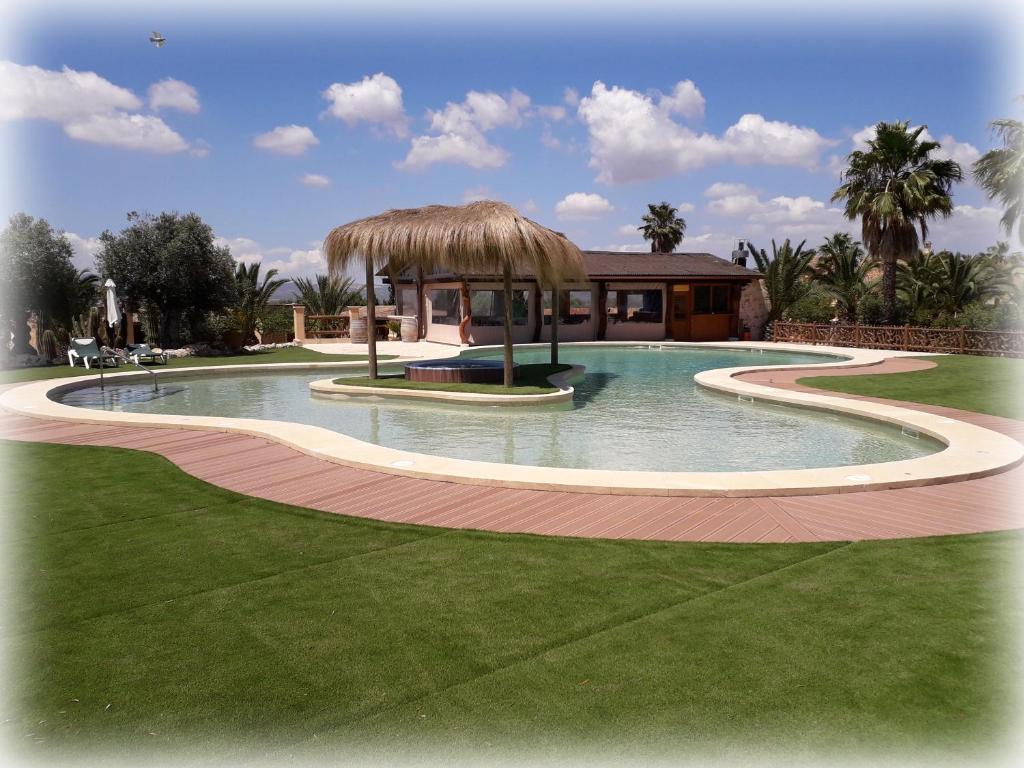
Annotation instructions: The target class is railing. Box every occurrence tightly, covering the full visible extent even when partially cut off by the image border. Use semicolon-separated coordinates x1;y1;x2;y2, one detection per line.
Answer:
772;321;1024;358
305;314;350;339
107;347;159;392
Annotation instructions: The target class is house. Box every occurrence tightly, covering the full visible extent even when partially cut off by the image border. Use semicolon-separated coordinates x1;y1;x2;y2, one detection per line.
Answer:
386;250;768;345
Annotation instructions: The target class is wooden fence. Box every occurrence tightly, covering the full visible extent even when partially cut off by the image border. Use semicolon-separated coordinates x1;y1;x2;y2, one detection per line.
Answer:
772;321;1024;358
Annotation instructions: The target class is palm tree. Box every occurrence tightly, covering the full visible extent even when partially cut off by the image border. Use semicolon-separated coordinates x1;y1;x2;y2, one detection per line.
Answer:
291;274;363;315
745;239;816;323
973;116;1023;242
896;250;942;319
638;202;686;253
812;233;875;322
234;262;289;344
930;251;1009;316
832;121;963;324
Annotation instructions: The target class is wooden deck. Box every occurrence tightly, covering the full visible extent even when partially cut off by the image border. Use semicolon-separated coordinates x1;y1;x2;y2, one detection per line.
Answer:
2;356;1021;543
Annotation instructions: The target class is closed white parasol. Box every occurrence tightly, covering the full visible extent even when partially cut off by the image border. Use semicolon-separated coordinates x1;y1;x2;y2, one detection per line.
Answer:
103;279;122;327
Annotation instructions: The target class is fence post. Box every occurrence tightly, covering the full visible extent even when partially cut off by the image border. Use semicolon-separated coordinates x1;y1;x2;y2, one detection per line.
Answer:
292;304;306;344
958;327;966;355
902;325;909;351
854;325;861;348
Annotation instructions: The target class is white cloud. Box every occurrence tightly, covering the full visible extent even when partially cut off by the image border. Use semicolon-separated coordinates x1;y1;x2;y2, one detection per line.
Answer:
704;182;754;198
64;232;102;271
147;78;199;113
555;192;614;220
397;89;531;171
253;124;319;155
0;61;195;154
603;243;648;253
398;133;508;171
658;80;705;121
540;126;562;150
677;202;696;213
562;87;580;107
216;236;330;279
850;124;980;167
616;223;641;236
461;185;494;203
301;173;330;187
265;247;326;276
322;72;409;138
522;198;539;213
537;105;567;121
577;81;834;184
0;61;140;121
428;89;530;134
63;112;190;153
928;205;1004;252
189;139;212;158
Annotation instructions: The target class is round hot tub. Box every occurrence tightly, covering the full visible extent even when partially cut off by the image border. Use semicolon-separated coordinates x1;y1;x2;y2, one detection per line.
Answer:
404;358;518;384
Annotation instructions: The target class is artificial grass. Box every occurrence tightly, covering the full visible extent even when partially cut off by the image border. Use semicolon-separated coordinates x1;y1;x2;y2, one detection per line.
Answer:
336;363;573;395
798;354;1024;420
2;440;1019;763
0;346;398;385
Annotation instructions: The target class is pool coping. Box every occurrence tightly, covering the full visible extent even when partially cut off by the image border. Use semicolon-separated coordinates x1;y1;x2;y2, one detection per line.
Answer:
308;365;584;406
1;341;1021;497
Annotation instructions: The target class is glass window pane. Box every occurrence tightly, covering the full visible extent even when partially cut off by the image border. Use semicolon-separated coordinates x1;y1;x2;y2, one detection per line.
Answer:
609;289;663;323
470;290;529;326
693;286;711;314
429;289;461;325
712;285;730;313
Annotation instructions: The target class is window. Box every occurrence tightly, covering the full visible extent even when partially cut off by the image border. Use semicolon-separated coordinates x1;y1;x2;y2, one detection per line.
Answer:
542;290;592;325
693;285;732;315
429;288;461;326
470;289;529;326
607;289;663;323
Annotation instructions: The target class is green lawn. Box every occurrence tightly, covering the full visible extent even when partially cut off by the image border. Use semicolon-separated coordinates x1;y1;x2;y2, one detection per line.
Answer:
2;440;1019;763
336;363;572;395
0;346;399;385
798;354;1024;420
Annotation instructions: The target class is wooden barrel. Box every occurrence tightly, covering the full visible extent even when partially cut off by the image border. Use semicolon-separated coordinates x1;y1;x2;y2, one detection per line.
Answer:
400;316;419;342
349;315;368;343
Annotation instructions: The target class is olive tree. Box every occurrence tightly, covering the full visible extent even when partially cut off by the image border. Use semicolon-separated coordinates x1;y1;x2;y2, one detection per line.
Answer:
96;212;236;347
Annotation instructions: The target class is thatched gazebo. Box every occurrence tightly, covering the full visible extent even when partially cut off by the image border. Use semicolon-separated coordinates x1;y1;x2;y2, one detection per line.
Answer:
323;201;585;384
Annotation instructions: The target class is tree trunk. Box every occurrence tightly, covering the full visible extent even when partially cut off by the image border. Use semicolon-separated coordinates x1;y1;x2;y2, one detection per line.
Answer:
502;265;514;387
365;258;378;379
882;251;897;325
550;284;559;365
416;266;425;340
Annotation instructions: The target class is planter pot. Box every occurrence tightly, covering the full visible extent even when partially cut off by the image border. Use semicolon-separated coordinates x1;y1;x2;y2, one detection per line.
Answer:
350;316;368;343
400;316;419;342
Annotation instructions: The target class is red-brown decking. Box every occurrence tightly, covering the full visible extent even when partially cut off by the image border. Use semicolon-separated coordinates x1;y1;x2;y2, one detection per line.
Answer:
1;356;1021;543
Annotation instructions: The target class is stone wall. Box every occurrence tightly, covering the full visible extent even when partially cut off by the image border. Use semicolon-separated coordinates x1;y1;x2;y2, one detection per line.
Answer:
739;281;770;340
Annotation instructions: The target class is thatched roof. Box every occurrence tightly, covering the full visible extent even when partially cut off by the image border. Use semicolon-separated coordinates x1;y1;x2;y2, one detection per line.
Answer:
323;200;586;285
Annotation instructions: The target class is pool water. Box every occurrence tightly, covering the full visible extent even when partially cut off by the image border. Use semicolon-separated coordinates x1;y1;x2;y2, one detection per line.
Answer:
57;345;942;473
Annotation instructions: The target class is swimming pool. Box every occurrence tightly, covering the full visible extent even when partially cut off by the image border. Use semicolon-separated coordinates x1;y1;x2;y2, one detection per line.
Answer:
55;345;942;473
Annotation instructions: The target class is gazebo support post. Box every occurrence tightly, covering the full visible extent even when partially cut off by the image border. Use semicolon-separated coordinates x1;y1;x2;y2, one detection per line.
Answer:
502;265;514;387
365;257;378;379
550;283;559;365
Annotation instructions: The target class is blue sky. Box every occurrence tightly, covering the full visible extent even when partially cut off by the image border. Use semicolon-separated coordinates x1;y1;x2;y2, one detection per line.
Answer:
2;1;1021;281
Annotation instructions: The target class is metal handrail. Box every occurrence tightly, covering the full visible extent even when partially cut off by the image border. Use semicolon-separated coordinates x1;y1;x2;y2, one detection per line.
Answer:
102;346;159;392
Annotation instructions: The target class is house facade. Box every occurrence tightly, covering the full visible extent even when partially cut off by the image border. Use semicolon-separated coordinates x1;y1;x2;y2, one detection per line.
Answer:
388;251;768;346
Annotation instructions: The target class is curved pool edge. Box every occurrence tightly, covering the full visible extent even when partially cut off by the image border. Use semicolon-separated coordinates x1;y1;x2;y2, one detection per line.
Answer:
2;342;1021;498
308;365;584;406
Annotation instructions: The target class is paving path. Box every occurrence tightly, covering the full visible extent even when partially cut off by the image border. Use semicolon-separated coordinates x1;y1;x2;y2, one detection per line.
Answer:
2;356;1021;543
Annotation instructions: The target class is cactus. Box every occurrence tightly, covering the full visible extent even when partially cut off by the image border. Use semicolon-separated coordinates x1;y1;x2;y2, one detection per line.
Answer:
39;329;58;360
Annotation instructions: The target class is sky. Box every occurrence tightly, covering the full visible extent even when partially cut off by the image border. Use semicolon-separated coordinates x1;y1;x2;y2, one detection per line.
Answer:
1;0;1022;285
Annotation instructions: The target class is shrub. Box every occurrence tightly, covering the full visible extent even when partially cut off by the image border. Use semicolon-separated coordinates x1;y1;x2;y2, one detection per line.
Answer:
785;286;835;324
258;306;293;334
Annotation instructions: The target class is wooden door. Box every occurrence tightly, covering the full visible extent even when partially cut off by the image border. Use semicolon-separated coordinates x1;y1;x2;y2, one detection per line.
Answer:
670;283;691;341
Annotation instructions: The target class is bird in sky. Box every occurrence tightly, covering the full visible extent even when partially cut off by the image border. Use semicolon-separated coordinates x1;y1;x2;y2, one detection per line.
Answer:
149;31;166;48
